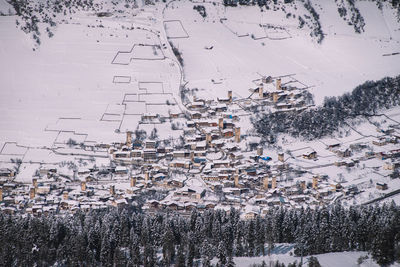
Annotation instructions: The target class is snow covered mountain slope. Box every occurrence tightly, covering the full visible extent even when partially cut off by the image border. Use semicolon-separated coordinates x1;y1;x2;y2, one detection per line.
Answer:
0;0;15;15
164;0;400;104
0;0;399;148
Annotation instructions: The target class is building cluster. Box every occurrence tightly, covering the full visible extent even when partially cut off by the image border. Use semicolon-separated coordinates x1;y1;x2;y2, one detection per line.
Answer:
250;76;313;112
0;77;398;218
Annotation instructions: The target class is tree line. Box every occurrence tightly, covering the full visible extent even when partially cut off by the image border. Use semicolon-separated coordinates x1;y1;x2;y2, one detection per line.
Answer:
0;203;399;266
253;75;400;142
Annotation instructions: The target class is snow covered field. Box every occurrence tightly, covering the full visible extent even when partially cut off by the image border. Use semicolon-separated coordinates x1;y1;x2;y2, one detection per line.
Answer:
1;0;399;149
0;3;181;151
212;243;400;267
164;0;400;103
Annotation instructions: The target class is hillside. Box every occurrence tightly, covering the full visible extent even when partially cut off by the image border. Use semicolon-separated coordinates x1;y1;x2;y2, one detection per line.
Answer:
0;0;399;148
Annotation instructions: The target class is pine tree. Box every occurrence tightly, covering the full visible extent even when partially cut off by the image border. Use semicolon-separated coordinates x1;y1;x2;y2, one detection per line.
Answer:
176;244;186;267
201;239;212;267
308;256;321;267
217;240;227;265
247;220;255;256
162;226;175;265
255;216;265;256
186;232;196;267
130;230;141;266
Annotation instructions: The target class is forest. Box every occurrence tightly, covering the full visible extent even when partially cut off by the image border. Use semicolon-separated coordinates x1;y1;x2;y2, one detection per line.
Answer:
0;203;399;266
253;75;400;142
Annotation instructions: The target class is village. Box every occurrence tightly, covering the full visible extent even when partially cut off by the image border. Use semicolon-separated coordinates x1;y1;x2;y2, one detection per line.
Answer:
0;75;399;219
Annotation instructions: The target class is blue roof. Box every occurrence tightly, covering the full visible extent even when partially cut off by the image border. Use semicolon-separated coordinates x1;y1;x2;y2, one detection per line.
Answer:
194;158;207;163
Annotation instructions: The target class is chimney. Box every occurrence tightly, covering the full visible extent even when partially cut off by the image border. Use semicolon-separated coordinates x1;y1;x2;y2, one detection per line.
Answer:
32;178;38;188
312;176;318;189
30;188;36;200
62;191;68;200
190;151;194;162
263;176;269;190
130;176;136;187
278;152;284;162
273;92;279;103
228;91;232;102
81;181;86;191
126;131;132;147
0;187;3;202
257;147;263;156
110;185;115;196
218;118;224;129
300;181;306;190
234;174;239;187
190;143;196;150
235;127;241;143
276;78;281;90
206;133;212;145
272;176;277;189
145;172;149;183
258;84;264;98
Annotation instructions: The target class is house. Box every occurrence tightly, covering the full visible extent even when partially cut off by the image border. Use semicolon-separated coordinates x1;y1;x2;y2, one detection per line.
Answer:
214;104;227;112
275;102;292;110
194;119;211;127
185;202;197;211
2;183;16;191
211;139;225;148
186;121;195;128
169;110;182;118
115;166;129;175
193;157;207;167
223;119;235;129
318;188;331;197
113;151;131;160
205;202;216;209
189;111;202;120
303;150;317;159
170;160;191;169
384;160;400;170
244;211;258;220
143;149;157;161
173;150;187;159
222;129;234;138
0;168;15;178
243;168;257;176
171;179;184;188
142;113;158;120
36;185;51;195
195;141;207;151
373;138;387;146
202;174;220;182
376;127;395;135
112;198;128;208
376;182;388;190
131;150;142;158
132;141;142;149
335;147;351;158
145;141;156;149
166;202;179;210
187;101;206;110
175;186;206;199
148;200;160;210
330;183;342;192
213;160;230;168
217;97;231;104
